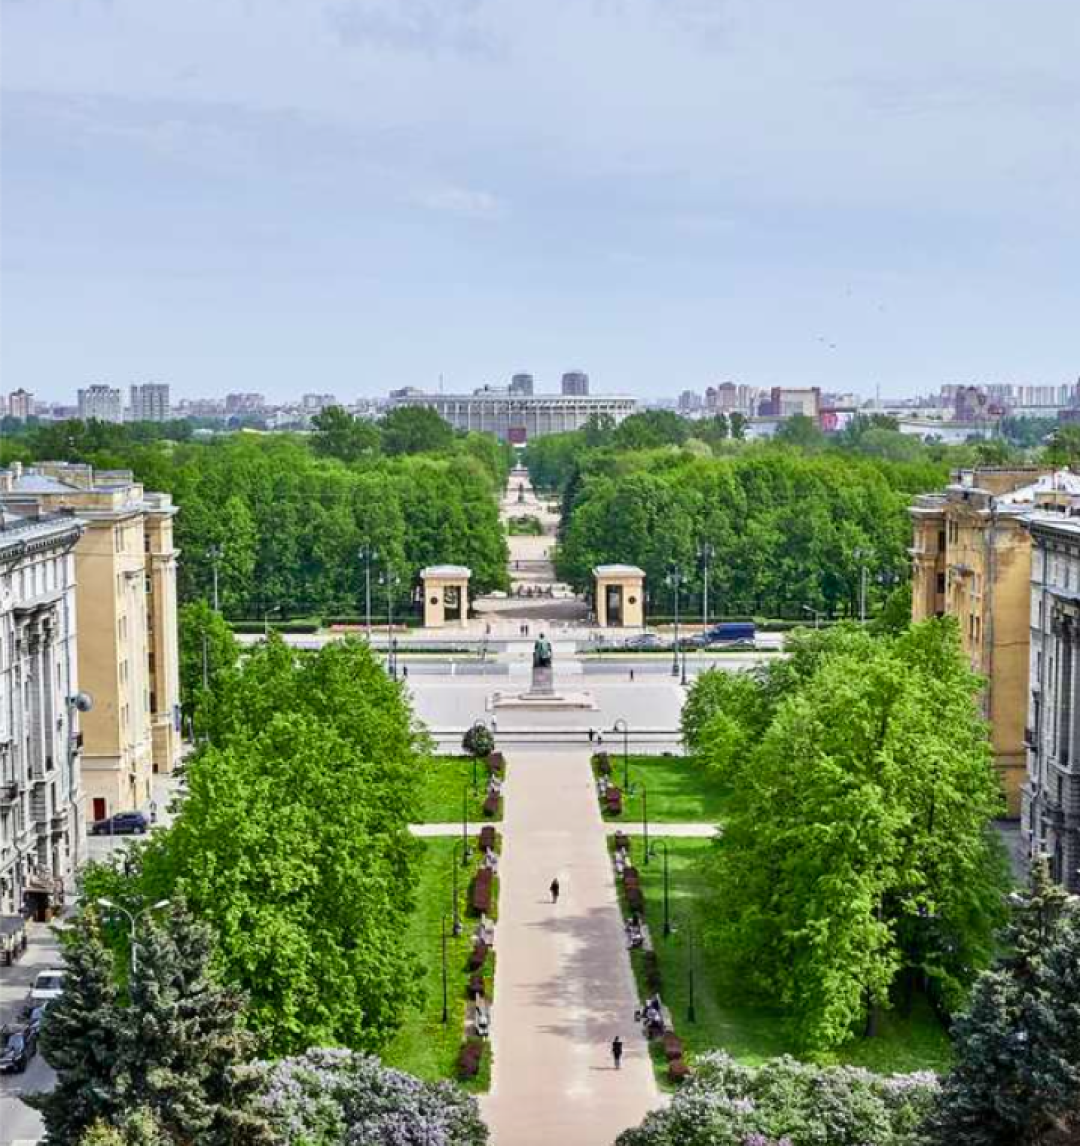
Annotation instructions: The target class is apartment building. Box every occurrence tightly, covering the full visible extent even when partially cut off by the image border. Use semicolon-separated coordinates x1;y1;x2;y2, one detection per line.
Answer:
1023;514;1080;890
0;509;86;917
129;383;171;422
910;467;1080;817
8;390;34;421
77;384;124;424
0;463;181;823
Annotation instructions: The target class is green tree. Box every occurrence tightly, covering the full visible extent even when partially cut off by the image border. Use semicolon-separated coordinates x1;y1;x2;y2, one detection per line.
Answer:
32;904;270;1145
697;620;1008;1052
1043;424;1080;468
380;406;455;455
462;722;495;759
311;405;381;462
178;600;239;731
612;410;691;451
927;858;1080;1146
127;638;429;1054
775;413;826;451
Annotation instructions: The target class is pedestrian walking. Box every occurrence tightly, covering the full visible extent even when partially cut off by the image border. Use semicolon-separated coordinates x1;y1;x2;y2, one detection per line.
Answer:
630;668;635;682
550;877;560;904
611;1035;623;1070
588;727;596;743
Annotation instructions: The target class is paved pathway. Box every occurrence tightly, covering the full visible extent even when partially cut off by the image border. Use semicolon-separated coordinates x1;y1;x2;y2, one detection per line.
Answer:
482;748;660;1146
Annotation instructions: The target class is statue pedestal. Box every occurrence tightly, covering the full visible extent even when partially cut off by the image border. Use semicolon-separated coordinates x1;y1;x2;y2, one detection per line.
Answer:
527;663;555;697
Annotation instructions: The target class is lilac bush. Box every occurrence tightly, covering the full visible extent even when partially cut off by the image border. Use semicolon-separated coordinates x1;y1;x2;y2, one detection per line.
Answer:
253;1048;488;1146
616;1053;939;1146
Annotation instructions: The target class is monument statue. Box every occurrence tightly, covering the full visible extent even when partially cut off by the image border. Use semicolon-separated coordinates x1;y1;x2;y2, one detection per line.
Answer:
532;634;552;669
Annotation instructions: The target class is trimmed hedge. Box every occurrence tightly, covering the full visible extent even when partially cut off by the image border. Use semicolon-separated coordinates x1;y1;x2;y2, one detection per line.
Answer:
229;620;319;634
457;1038;485;1079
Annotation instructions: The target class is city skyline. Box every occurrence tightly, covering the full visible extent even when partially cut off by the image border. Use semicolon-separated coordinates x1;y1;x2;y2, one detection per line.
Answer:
3;1;1078;402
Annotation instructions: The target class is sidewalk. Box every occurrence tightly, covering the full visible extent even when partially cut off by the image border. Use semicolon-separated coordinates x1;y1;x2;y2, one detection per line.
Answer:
481;748;660;1146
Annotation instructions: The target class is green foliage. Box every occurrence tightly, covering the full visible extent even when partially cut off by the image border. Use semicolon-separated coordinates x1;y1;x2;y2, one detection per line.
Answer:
310;405;381;462
461;723;495;759
506;514;543;535
3;419;509;615
775;413;827;450
616;1052;940;1146
687;621;1009;1053
1043;424;1080;468
926;858;1080;1146
612;410;691;451
177;599;240;728
255;1048;489;1145
32;904;270;1146
380;406;455;455
85;637;430;1056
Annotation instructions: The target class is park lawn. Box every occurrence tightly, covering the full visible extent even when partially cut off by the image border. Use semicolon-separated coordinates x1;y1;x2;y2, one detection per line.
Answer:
381;837;494;1091
597;753;733;824
417;756;497;824
621;837;954;1081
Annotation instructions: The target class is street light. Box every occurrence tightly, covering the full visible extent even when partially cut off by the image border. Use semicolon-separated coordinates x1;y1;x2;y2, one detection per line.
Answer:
665;564;683;677
649;839;672;938
684;913;697;1023
461;784;471;866
441;913;450;1024
451;842;465;936
640;780;649;865
379;568;401;678
207;544;223;612
358;544;378;635
96;897;171;977
613;718;630;793
801;604;822;629
697;542;715;629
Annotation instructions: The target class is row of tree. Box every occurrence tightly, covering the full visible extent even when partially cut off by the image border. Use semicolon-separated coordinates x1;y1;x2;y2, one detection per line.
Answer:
0;409;511;618
551;445;940;619
683;621;1010;1053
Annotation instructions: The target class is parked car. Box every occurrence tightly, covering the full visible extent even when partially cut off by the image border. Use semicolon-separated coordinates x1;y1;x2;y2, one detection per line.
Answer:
0;1026;37;1073
0;914;28;966
29;969;65;1005
686;622;757;648
623;633;665;650
90;811;149;836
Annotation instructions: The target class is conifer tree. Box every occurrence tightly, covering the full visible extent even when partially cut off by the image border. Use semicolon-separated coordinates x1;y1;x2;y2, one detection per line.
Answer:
928;857;1080;1145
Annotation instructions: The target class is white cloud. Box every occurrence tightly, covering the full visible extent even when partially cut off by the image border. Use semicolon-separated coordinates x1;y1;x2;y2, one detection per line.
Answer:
412;185;503;217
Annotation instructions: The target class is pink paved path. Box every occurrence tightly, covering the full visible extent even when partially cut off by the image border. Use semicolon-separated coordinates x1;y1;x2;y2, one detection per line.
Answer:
481;748;660;1146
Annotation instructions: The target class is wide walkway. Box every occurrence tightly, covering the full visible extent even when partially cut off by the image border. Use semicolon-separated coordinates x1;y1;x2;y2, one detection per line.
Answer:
482;748;660;1146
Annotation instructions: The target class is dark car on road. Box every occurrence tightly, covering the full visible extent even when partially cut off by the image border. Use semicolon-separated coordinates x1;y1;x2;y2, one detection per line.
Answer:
0;1026;38;1073
685;622;757;649
622;633;665;651
90;811;149;836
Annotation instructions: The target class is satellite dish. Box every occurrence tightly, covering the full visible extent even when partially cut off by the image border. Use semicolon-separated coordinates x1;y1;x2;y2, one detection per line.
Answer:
72;692;94;713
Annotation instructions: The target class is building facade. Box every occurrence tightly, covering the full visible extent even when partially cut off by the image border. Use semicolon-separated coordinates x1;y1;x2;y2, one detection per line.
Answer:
910;468;1080;817
1023;515;1080;890
77;385;124;424
8;390;34;421
129;383;171;422
0;509;86;917
391;389;634;443
0;463;182;822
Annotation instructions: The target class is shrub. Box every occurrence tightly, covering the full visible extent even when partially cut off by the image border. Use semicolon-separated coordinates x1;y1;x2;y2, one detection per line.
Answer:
457;1039;485;1081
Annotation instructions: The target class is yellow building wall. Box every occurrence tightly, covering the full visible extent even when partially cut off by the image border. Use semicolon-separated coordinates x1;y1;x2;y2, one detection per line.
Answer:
145;511;181;773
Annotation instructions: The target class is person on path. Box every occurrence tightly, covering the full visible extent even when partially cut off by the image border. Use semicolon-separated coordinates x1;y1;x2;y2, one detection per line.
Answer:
550;877;560;904
611;1035;623;1070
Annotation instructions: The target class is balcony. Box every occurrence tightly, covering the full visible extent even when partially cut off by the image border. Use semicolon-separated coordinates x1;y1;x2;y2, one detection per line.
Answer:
0;781;19;804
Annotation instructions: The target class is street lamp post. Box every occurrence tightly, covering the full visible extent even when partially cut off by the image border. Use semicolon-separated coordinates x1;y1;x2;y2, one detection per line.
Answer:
96;897;171;977
649;839;672;937
697;542;715;629
379;568;400;677
207;544;223;612
451;843;464;936
613;718;630;793
685;914;697;1023
641;780;649;865
461;784;471;866
441;913;450;1024
666;564;682;677
358;544;378;635
801;604;822;629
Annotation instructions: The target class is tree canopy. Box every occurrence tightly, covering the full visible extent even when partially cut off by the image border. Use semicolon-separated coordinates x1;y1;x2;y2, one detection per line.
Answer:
83;637;430;1055
686;622;1010;1053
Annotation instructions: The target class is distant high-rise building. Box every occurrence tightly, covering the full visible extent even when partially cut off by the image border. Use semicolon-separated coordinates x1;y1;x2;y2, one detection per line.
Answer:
561;371;589;396
129;383;171;423
78;385;123;424
8;389;34;421
301;393;338;413
510;373;534;396
225;392;266;416
678;390;702;413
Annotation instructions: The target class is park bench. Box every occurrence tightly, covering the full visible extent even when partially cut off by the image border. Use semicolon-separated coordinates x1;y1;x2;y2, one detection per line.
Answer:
469;1000;491;1038
474;915;495;947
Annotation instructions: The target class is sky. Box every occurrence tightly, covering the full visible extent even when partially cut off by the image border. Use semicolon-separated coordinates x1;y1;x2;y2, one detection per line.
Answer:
2;0;1078;403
